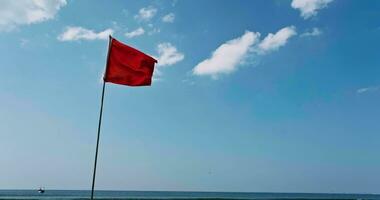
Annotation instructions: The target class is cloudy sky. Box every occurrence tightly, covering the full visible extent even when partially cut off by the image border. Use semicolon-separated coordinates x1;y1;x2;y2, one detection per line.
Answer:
0;0;380;194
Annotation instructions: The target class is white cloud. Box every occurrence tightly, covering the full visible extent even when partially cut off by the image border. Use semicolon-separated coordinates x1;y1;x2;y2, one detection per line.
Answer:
134;6;157;21
152;43;184;82
193;31;260;78
125;27;145;38
162;13;175;23
57;26;114;41
192;26;297;79
301;27;322;37
258;26;297;54
0;0;67;31
357;86;380;94
291;0;334;19
155;43;184;67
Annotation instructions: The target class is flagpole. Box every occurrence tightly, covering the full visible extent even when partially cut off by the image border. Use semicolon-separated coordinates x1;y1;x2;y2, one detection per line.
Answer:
90;35;112;200
91;81;106;200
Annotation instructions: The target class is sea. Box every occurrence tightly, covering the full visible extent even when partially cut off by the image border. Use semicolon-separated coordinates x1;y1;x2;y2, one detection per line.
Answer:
0;190;380;200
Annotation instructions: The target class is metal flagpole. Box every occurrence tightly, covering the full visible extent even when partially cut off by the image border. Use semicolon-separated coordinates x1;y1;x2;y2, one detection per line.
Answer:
90;36;113;200
91;81;106;200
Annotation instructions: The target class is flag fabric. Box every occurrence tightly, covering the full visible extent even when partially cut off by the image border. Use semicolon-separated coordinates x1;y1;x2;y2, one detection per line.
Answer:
103;36;157;86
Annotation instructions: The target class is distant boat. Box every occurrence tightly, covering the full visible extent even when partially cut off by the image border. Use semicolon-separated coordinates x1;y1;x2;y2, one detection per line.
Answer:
37;187;45;194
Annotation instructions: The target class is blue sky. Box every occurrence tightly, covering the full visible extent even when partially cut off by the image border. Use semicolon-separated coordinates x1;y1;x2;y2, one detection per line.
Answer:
0;0;380;194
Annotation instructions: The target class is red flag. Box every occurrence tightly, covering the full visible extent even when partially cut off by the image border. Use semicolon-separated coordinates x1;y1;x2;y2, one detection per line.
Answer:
104;36;157;86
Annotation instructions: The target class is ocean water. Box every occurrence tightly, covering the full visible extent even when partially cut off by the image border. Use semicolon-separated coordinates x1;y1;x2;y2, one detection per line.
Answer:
0;190;379;200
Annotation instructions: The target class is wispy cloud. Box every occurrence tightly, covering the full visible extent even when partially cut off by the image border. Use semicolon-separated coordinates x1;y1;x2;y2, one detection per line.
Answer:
357;86;380;94
162;13;175;23
152;43;184;82
193;31;260;79
182;79;195;86
193;26;297;79
258;26;297;54
57;26;113;41
301;27;322;37
19;38;30;47
291;0;334;19
148;27;160;35
156;43;184;67
135;6;157;21
152;68;163;83
125;27;145;38
0;0;67;31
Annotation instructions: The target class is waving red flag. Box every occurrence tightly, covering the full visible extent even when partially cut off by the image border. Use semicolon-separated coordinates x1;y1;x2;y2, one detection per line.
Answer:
104;36;157;86
91;36;158;200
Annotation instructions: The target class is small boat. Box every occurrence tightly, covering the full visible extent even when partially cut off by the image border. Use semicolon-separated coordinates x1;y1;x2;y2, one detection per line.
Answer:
37;187;45;194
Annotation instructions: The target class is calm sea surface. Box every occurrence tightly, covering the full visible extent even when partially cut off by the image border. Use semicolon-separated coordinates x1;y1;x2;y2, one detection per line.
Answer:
0;190;379;200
